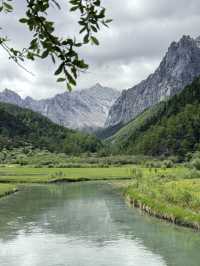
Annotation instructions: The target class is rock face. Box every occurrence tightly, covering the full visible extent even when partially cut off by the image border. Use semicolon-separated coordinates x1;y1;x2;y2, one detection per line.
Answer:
0;84;120;131
105;35;200;127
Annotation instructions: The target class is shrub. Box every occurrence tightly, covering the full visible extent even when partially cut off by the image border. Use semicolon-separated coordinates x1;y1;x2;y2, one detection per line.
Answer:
162;160;174;168
184;169;200;179
129;168;143;186
145;161;162;168
191;158;200;170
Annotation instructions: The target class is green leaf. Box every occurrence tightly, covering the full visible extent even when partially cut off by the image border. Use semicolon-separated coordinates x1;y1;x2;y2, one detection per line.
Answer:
80;26;86;34
98;8;105;19
76;60;88;69
67;83;72;91
91;36;99;45
70;6;78;11
54;63;64;75
71;67;77;79
19;18;28;23
3;2;13;11
83;33;89;44
41;50;49;58
105;19;113;24
51;54;56;64
67;72;76;86
91;25;98;32
57;77;66;82
94;0;101;6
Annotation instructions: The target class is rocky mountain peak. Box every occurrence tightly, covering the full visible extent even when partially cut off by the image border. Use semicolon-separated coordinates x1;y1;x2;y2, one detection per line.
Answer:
105;34;200;128
3;88;19;97
94;82;103;88
0;85;120;132
0;88;23;105
195;36;200;47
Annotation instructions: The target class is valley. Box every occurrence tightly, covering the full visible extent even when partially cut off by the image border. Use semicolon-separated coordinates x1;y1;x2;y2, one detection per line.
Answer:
1;35;200;233
1;0;200;264
1;32;200;265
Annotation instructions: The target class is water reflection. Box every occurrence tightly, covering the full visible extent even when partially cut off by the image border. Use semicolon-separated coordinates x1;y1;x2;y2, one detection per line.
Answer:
0;182;199;266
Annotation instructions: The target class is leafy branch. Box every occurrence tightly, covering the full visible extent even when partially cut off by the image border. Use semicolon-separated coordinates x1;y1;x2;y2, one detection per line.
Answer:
0;0;112;90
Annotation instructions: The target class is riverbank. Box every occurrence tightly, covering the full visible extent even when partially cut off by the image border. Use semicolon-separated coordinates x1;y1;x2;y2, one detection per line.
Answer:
124;177;200;231
0;184;18;198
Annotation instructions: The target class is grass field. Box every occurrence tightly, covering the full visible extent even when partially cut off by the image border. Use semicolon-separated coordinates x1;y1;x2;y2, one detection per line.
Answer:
0;165;190;183
0;184;17;198
0;166;134;183
124;170;200;230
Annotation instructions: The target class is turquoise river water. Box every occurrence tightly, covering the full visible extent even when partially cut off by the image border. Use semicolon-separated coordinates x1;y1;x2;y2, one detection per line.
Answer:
0;182;200;266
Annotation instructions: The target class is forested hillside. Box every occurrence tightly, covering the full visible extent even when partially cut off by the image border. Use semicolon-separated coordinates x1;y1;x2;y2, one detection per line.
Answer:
109;77;200;157
0;102;101;154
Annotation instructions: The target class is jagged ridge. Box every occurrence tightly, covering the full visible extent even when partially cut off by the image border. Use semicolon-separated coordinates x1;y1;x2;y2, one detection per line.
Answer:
0;84;120;131
106;35;200;128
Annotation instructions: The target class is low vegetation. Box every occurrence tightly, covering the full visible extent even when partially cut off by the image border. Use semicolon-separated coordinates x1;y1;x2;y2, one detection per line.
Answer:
0;147;155;167
124;168;200;230
0;184;18;198
0;165;134;183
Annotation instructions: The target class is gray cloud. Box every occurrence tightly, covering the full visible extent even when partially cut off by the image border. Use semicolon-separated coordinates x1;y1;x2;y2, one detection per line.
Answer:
0;0;200;99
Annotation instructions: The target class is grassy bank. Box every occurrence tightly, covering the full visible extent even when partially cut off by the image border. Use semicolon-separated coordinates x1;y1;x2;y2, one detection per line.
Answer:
0;166;135;183
0;184;18;198
0;165;189;183
124;170;200;230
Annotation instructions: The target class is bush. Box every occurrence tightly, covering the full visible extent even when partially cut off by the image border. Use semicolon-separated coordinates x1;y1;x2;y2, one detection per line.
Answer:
184;169;200;179
162;160;174;168
191;158;200;170
145;161;162;168
129;168;143;185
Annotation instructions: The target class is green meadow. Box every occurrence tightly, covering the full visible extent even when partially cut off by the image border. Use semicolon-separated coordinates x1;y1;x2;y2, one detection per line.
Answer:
0;183;17;198
0;166;133;183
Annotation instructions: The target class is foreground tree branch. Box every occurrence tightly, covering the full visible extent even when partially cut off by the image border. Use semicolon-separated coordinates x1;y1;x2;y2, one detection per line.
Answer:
0;0;112;90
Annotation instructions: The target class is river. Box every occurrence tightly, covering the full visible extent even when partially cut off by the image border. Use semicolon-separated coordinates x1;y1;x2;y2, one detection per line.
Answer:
0;182;200;266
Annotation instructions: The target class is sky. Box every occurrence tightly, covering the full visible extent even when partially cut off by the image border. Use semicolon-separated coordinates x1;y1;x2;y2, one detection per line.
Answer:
1;0;200;99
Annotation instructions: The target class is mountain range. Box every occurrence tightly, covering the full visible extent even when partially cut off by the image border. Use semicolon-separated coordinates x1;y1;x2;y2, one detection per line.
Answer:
105;35;200;128
0;84;120;132
1;34;200;150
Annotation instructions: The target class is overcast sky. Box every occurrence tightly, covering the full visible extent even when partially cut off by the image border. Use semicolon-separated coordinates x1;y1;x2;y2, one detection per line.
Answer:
1;0;200;99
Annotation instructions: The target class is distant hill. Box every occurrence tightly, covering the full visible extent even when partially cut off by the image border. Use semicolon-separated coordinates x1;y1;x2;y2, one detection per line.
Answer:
108;77;200;157
0;84;120;132
0;102;102;154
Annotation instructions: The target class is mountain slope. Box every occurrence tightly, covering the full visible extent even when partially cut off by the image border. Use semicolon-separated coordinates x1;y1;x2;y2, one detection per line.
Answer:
109;76;200;156
106;35;200;128
0;102;102;154
0;84;120;131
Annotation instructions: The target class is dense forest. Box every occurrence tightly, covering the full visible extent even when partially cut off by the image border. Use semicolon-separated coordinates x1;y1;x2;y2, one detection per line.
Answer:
0;102;102;154
108;77;200;157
